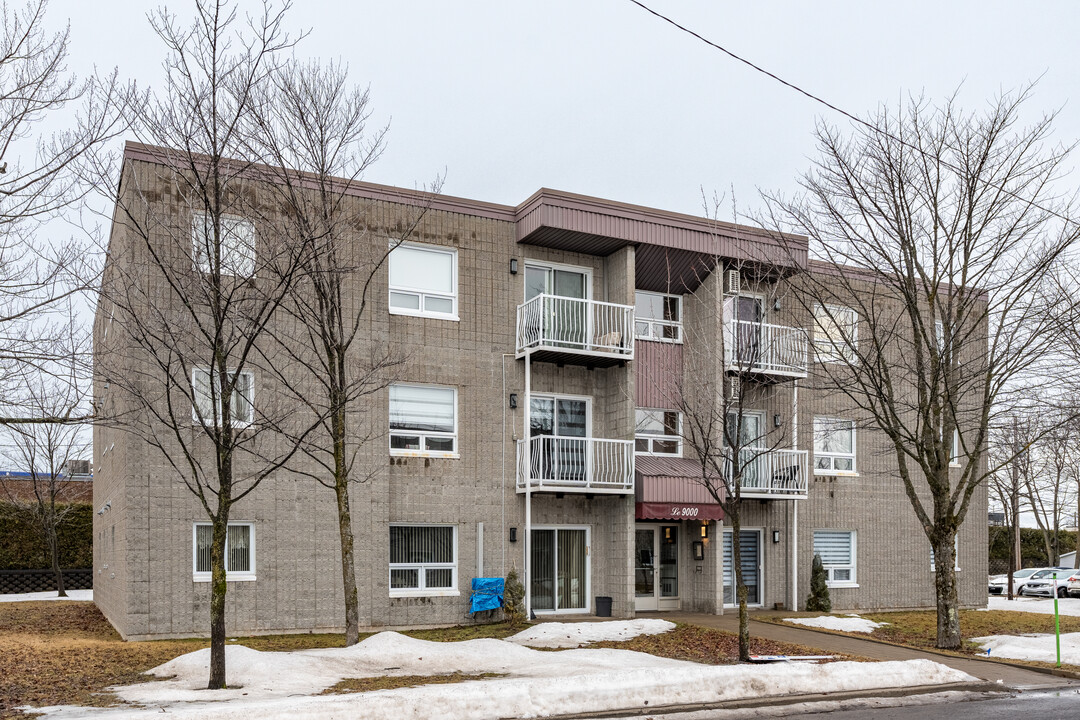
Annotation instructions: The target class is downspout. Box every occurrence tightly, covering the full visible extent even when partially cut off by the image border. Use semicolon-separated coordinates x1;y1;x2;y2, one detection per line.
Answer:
791;379;799;612
524;350;532;618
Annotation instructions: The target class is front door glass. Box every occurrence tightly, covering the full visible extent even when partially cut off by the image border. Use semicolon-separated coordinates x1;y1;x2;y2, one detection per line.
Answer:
660;526;679;598
635;529;655;598
723;530;761;605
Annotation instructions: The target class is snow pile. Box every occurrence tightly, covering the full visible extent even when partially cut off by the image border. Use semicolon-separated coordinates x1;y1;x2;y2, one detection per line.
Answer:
32;632;976;719
783;614;888;634
983;596;1080;617
0;589;93;603
505;619;676;648
974;632;1080;664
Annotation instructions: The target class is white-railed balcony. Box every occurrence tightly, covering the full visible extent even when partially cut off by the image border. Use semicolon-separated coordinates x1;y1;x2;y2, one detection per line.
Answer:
729;447;809;499
723;320;808;380
516;294;634;368
516;436;635;494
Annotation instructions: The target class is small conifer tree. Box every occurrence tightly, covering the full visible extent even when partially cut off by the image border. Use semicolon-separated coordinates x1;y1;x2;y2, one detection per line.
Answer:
805;553;832;612
504;568;527;627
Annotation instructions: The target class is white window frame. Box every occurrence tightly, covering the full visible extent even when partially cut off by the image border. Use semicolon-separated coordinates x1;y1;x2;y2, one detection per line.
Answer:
813;303;858;363
389;523;459;597
635;408;682;456
191;213;256;277
634;291;683;343
813;417;857;475
388;242;459;320
812;529;857;588
950;427;961;467
530;524;592;614
191;367;255;428
523;260;593;302
192;522;256;582
930;536;961;572
389;383;459;458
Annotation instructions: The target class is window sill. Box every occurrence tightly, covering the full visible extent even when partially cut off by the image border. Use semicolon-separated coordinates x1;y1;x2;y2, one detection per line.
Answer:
825;582;859;589
193;575;257;583
390;589;461;598
814;471;859;478
389;308;459;322
390;450;460;460
635;336;683;345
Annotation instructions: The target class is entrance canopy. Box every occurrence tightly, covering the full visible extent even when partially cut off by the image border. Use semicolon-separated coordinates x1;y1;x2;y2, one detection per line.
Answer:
634;456;724;521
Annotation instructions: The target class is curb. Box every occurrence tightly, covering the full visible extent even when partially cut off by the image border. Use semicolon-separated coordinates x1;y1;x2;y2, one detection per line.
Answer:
749;618;1080;681
537;681;1006;719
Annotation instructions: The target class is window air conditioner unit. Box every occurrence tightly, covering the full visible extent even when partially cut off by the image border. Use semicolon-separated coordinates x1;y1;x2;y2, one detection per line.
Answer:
726;269;741;295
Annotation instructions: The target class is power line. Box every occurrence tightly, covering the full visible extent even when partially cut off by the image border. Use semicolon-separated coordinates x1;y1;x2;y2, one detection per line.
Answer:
627;0;1080;230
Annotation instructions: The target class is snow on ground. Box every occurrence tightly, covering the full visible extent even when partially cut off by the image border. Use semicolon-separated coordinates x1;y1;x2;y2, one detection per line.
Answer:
974;632;1080;664
983;596;1080;617
783;614;888;634
505;619;675;647
0;589;92;603
32;630;976;719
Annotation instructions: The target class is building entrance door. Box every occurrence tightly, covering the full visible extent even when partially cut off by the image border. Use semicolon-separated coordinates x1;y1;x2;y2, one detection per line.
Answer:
634;524;680;612
723;529;763;607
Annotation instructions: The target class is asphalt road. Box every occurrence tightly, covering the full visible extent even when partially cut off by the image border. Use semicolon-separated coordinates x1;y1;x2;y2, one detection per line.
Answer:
802;688;1080;718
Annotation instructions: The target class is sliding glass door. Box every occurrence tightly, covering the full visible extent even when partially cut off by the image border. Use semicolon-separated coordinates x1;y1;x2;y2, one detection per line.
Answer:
531;527;589;612
530;395;588;484
723;529;762;606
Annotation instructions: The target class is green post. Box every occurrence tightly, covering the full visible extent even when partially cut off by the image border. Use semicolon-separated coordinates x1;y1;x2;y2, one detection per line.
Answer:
1054;572;1061;668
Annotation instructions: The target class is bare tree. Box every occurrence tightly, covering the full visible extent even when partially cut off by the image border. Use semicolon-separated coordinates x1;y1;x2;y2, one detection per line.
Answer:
763;89;1080;648
0;0;123;421
243;60;439;645
644;194;804;661
93;0;308;689
1024;409;1077;568
0;375;90;596
989;409;1037;598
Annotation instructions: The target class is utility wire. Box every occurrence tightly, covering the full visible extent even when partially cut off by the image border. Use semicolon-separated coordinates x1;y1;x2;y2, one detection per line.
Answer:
628;0;1080;229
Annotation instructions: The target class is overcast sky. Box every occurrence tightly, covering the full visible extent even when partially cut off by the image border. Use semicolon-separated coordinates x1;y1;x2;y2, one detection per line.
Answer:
56;0;1080;220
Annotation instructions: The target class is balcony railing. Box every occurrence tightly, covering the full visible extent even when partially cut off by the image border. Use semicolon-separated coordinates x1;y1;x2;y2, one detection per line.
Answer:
516;436;635;494
728;447;808;498
516;294;634;363
723;320;808;379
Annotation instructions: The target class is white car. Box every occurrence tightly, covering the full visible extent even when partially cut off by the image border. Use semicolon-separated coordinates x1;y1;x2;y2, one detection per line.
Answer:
1067;571;1080;599
989;567;1041;596
1022;567;1075;598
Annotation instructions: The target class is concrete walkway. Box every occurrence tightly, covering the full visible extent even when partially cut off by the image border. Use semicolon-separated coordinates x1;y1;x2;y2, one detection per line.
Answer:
643;611;1080;690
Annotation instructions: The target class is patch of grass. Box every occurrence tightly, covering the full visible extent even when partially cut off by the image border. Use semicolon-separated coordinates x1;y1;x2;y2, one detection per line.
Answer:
403;622;518;642
321;672;505;695
591;623;859;664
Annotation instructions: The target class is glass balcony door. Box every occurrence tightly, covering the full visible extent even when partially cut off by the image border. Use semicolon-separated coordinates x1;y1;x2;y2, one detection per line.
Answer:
530;395;589;484
724;294;764;367
525;264;588;348
531;527;589;612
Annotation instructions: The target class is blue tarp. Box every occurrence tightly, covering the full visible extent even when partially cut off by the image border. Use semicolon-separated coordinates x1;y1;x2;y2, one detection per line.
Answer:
469;577;505;614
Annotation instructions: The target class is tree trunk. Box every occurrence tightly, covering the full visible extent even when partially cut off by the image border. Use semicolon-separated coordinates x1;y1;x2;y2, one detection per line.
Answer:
45;519;66;598
208;512;229;689
730;512;750;662
333;410;360;645
933;533;961;649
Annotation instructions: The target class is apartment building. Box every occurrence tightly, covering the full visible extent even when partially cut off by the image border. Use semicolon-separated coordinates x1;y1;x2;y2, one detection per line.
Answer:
92;143;987;639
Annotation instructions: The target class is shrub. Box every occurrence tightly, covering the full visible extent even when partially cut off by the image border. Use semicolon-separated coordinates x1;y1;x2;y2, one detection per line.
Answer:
805;553;832;612
503;568;526;627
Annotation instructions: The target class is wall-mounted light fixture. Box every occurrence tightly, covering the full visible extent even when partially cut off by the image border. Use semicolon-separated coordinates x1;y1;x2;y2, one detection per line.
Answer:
773;299;781;311
510;258;519;275
692;541;705;561
700;522;709;539
664;527;672;541
509;393;518;409
772;530;781;544
773;414;782;428
509;527;518;543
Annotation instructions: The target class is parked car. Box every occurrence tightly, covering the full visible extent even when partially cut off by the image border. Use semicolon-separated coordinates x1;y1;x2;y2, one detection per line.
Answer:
1021;568;1075;598
1067;571;1080;598
989;567;1042;596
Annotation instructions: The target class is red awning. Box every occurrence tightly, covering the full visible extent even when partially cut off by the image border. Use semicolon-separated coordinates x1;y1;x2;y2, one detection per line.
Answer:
635;456;723;521
636;501;724;521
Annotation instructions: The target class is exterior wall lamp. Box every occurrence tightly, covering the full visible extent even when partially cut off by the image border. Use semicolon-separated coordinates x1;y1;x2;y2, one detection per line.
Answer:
510;258;518;275
772;530;781;544
509;527;517;543
509;393;518;409
700;522;708;539
692;541;705;561
774;414;782;428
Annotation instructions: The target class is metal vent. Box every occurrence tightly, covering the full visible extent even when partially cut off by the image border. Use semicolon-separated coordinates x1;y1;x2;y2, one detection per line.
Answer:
726;269;741;295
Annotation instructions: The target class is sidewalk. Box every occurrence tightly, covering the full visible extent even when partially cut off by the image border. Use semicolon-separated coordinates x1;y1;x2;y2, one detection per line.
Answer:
643;611;1080;690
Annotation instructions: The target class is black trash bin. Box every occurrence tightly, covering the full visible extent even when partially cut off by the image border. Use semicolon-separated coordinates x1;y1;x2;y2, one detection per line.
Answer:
595;596;612;617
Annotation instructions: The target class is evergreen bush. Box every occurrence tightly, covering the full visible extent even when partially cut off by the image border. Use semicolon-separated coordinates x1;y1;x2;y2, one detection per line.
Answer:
805;553;832;612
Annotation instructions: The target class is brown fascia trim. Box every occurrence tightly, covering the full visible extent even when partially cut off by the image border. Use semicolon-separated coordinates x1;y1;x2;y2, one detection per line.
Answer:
515;186;807;249
122;141;806;251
